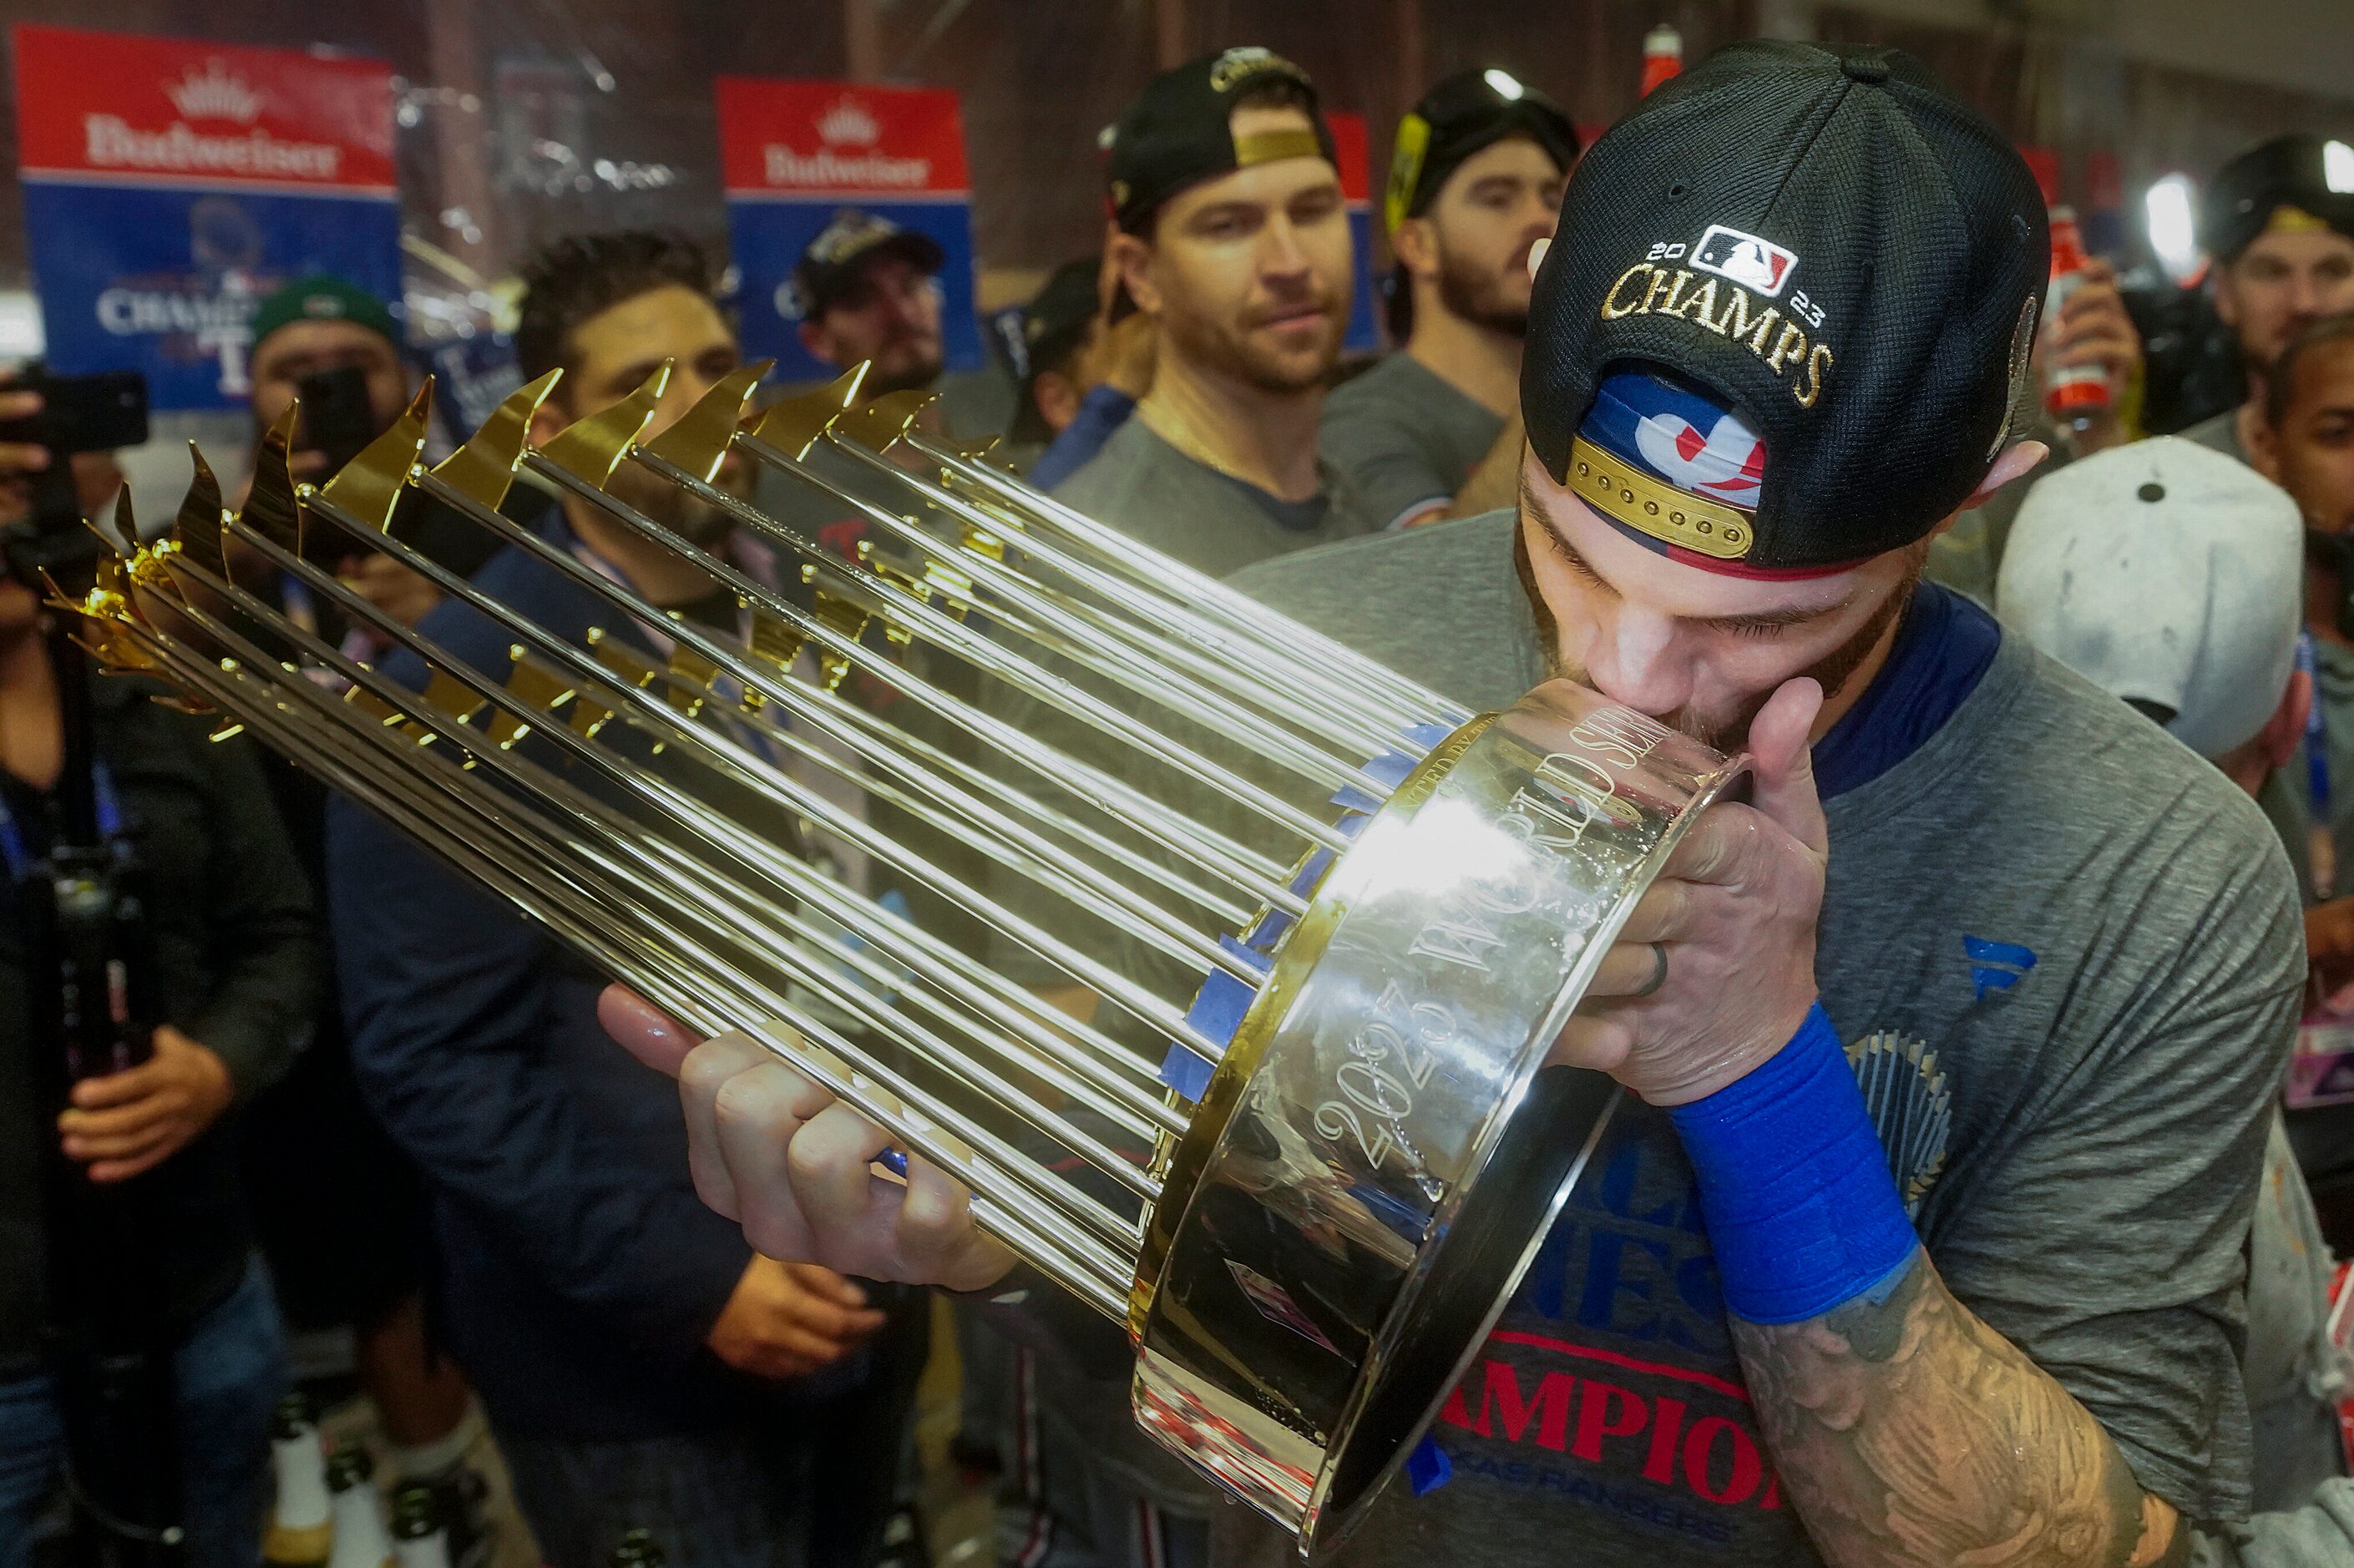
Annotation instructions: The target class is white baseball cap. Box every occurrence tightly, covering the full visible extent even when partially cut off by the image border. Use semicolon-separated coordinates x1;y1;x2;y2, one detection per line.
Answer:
1997;436;2304;759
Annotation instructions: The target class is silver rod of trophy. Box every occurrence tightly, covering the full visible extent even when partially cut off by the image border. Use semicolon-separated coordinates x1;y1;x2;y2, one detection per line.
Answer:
742;384;1422;747
397;466;1316;918
788;424;1412;761
514;452;1360;854
786;680;1254;928
698;436;1399;784
178;515;1205;1118
124;584;1156;1282
290;483;1243;1056
271;483;1223;1100
902;424;1467;726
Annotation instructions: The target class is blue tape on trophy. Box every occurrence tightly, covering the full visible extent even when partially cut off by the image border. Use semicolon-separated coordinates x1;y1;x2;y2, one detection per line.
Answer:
1401;719;1453;751
1158;940;1274;1099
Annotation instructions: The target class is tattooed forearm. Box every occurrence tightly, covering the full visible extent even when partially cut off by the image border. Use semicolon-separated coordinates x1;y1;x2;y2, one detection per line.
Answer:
1730;1252;2188;1568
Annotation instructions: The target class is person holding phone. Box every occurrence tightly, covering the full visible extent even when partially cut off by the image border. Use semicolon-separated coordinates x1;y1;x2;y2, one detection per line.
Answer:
235;278;511;1562
240;276;443;637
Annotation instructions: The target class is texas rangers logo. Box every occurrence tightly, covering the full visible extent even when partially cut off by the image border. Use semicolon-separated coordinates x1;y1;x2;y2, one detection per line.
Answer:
1693;225;1797;299
1633;410;1765;507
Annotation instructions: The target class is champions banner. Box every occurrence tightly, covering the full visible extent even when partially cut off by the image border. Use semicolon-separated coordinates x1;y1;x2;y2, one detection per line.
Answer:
716;78;983;385
1329;111;1379;353
11;26;402;411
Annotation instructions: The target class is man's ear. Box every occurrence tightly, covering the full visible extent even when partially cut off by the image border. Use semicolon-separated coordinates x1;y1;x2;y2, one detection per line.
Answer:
1033;370;1082;435
2265;667;2316;772
1392;217;1439;282
2211;264;2244;331
1108;229;1161;318
1962;439;2048;508
2250;416;2286;482
797;319;831;363
526;396;573;449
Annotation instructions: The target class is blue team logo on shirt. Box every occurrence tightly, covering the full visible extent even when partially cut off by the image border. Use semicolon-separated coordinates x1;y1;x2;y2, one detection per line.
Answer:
1964;934;2038;999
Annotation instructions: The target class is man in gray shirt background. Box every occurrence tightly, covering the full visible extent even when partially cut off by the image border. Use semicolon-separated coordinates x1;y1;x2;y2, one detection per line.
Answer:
1056;48;1378;576
1320;68;1577;530
2179;136;2354;467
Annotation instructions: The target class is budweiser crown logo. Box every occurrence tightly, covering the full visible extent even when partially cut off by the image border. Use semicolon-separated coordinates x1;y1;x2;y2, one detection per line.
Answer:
164;60;262;124
817;97;881;147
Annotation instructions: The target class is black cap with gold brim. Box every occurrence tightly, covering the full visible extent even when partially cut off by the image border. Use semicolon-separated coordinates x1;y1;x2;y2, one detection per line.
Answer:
2201;134;2354;263
1103;47;1336;233
1383;68;1579;236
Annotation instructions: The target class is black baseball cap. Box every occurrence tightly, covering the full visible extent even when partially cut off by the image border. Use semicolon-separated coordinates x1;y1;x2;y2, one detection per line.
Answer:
1522;40;2047;576
2202;135;2354;264
1103;47;1336;233
1010;255;1102;444
792;210;946;319
1383;68;1579;235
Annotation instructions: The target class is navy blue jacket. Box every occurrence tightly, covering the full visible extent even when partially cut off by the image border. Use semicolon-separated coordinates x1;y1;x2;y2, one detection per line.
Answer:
331;505;828;1440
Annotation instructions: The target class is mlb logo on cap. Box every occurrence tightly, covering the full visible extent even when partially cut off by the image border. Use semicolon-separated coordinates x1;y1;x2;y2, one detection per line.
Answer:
1693;225;1797;299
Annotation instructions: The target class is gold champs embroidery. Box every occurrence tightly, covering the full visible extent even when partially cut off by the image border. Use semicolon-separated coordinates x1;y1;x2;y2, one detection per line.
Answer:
1599;262;1835;408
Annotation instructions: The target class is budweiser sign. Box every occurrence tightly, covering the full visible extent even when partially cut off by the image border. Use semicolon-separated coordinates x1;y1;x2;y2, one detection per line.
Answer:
13;25;396;193
83;118;342;180
717;78;969;198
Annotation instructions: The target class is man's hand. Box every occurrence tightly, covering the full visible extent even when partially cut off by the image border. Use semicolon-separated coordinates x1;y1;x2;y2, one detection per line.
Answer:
2306;897;2354;1012
337;553;439;636
0;386;125;528
2043;258;2144;453
57;1024;234;1182
598;988;1019;1293
1555;677;1829;1104
706;1254;886;1380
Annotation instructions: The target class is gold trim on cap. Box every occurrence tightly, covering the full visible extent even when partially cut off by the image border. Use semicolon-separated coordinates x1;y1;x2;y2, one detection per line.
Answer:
2267;204;2331;235
1232;128;1323;169
1562;435;1753;560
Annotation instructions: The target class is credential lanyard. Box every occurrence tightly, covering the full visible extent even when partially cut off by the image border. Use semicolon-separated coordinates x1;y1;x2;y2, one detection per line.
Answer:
2302;630;2336;898
0;758;125;883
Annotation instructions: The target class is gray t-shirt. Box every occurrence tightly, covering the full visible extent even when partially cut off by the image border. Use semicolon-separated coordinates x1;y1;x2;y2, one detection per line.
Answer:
1196;513;2301;1565
2185;406;2254;465
1319;352;1506;530
2195;1478;2354;1566
1053;414;1382;574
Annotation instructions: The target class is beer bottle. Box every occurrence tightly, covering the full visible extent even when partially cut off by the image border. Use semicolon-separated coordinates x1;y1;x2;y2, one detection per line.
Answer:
388;1484;453;1568
1640;24;1683;95
327;1448;397;1568
609;1529;668;1568
2043;206;2114;432
264;1393;334;1567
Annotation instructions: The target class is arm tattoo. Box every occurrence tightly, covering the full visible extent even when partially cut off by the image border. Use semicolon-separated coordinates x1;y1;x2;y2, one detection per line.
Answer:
1731;1253;2189;1568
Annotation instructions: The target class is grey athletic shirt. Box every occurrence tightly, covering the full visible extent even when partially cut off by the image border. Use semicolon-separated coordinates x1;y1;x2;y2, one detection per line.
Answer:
1319;353;1506;529
1194;513;2301;1565
1052;414;1381;575
2184;406;2254;465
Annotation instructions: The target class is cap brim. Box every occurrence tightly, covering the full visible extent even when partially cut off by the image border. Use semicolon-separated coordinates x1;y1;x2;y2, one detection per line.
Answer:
805;230;950;313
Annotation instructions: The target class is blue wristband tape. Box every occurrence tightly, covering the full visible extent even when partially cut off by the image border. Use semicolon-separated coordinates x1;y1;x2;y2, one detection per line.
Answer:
1665;1003;1919;1324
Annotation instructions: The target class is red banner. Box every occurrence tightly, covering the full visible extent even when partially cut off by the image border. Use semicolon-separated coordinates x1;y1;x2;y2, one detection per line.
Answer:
714;78;969;200
13;24;395;195
1328;110;1371;206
